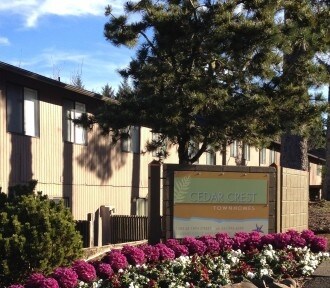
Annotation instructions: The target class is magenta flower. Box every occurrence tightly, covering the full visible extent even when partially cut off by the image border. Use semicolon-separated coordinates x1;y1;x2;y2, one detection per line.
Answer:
170;244;189;257
285;230;306;248
154;243;175;261
139;244;160;263
121;245;146;265
301;230;316;243
165;239;189;257
181;237;206;256
233;232;250;250
72;260;97;283
215;232;234;251
96;262;114;279
273;232;291;249
165;239;180;247
102;250;128;271
310;236;328;252
260;233;275;247
40;278;60;288
8;285;25;288
202;238;220;255
52;267;78;288
246;231;262;250
25;273;45;288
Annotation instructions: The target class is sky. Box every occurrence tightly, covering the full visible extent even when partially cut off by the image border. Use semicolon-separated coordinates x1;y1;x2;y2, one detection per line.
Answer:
0;0;134;94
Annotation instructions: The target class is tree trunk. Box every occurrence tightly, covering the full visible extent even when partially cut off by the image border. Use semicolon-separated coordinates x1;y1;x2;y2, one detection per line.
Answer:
280;133;309;171
221;142;227;165
323;85;330;200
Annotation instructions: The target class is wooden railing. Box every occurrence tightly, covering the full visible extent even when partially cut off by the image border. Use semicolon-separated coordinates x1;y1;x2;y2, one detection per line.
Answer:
109;215;148;244
76;215;149;247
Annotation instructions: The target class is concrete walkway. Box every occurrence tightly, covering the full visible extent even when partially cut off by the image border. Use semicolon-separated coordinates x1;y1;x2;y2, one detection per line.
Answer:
303;260;330;288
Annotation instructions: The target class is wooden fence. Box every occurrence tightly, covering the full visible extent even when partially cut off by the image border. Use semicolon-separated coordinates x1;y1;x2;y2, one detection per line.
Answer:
76;220;91;248
76;215;149;247
109;215;148;244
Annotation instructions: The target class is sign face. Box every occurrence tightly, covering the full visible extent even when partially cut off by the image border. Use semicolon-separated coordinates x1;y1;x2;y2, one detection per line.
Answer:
173;171;269;238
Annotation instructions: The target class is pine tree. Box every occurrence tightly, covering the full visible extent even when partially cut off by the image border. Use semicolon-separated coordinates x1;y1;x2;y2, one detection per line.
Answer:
101;83;115;98
83;0;328;164
278;0;329;171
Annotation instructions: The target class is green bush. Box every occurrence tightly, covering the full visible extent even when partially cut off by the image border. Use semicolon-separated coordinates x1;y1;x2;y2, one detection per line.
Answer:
0;180;83;286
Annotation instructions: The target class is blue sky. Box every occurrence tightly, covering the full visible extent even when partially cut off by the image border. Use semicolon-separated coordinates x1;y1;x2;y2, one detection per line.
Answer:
0;0;134;93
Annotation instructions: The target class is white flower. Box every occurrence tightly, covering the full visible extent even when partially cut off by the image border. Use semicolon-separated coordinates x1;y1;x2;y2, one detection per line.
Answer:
259;256;267;266
260;268;269;276
302;265;315;275
247;271;256;279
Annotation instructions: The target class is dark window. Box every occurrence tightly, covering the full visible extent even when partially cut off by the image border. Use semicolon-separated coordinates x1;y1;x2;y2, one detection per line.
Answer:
63;100;86;144
7;83;39;137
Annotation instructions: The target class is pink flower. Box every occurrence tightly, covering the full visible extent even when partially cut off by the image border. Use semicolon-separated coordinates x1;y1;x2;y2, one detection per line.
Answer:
52;267;78;288
260;233;275;247
246;231;262;250
301;230;316;242
72;260;96;283
311;236;328;252
121;245;146;265
154;244;175;261
102;250;128;272
181;237;206;256
25;273;45;288
139;245;160;262
273;232;291;249
8;285;25;288
40;278;60;288
96;262;114;279
215;233;234;251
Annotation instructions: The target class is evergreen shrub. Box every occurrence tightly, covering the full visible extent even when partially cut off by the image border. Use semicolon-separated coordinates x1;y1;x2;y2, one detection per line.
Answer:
0;180;82;286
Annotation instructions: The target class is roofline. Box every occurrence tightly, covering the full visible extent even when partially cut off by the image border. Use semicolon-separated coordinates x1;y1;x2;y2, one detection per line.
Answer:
269;140;325;163
307;153;325;164
0;60;107;101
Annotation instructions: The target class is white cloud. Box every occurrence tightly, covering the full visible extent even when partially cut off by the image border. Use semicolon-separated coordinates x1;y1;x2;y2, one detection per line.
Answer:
0;0;126;28
0;36;10;46
13;46;133;92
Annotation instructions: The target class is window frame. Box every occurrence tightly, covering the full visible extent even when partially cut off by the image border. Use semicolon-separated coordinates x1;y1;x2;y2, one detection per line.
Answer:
206;146;216;165
6;83;40;137
63;99;87;145
121;126;140;153
269;148;276;164
230;141;238;157
244;144;250;161
151;132;167;157
260;148;267;165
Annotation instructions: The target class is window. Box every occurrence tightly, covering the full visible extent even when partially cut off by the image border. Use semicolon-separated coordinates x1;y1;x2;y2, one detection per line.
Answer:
206;146;216;165
51;197;70;208
188;140;199;164
244;144;250;161
260;148;266;164
6;83;39;137
230;141;238;157
152;132;167;157
63;100;86;144
121;126;140;153
317;165;322;176
269;149;276;164
136;198;148;216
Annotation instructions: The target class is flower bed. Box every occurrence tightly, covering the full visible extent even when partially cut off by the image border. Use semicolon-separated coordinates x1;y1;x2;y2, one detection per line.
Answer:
8;230;329;288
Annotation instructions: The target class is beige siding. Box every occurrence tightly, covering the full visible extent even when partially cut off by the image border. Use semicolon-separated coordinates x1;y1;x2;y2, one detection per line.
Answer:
0;65;321;223
0;73;136;220
280;167;309;232
309;163;322;186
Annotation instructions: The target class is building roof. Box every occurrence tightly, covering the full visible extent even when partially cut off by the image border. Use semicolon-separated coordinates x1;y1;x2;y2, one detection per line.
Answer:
270;140;326;165
0;60;106;101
